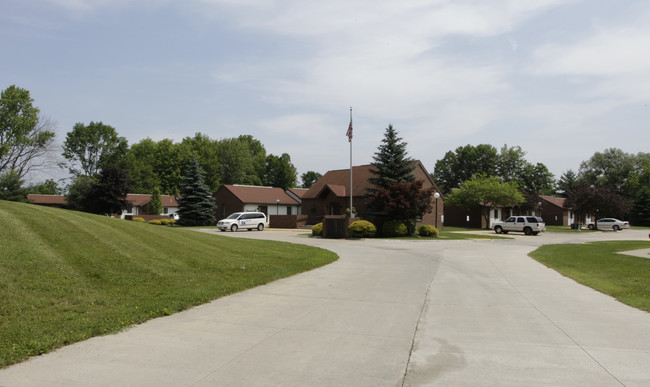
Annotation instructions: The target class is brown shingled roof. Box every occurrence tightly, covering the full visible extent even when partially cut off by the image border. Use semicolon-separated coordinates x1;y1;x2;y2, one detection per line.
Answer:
125;194;179;207
286;188;309;199
221;185;300;205
303;165;374;199
27;194;67;205
27;194;179;207
303;160;441;200
539;195;567;209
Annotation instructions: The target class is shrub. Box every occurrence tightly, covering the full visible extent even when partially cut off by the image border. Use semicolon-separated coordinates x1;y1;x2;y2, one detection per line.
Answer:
312;222;323;236
148;219;162;225
348;220;376;238
133;217;145;223
417;224;439;237
382;220;407;237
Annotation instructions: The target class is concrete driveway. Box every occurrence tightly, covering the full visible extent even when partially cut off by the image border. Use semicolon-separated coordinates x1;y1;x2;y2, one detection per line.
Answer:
1;229;649;386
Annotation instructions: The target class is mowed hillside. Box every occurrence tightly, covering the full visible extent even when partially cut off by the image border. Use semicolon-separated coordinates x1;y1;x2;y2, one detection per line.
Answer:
0;200;337;367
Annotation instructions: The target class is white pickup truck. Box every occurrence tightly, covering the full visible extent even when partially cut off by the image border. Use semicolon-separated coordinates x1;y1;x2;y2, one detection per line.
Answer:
493;216;546;236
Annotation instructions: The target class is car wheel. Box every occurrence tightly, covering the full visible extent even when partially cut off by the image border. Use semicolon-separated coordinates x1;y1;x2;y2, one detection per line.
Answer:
524;227;532;235
613;225;620;231
494;226;503;234
588;224;595;230
231;224;238;232
257;223;264;231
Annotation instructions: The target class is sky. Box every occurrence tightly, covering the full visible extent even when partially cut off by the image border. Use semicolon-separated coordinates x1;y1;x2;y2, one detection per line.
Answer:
2;0;649;185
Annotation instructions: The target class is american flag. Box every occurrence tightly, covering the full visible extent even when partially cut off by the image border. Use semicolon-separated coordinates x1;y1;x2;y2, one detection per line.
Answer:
346;121;353;142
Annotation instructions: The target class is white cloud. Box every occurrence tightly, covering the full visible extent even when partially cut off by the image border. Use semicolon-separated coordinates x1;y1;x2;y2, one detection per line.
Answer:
533;26;650;76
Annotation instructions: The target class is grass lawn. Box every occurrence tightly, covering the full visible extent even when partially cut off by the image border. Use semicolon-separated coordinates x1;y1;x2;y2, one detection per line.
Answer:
0;200;338;368
529;241;650;312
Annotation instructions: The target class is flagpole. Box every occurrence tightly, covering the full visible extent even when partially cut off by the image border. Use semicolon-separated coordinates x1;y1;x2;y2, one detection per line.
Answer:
349;107;354;218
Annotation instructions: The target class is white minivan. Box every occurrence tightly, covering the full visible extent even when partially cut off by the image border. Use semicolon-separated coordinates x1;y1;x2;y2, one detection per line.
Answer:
217;212;268;232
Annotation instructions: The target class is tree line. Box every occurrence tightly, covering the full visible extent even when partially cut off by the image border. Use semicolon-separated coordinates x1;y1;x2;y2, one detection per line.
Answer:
1;84;648;225
0;85;325;208
433;144;650;226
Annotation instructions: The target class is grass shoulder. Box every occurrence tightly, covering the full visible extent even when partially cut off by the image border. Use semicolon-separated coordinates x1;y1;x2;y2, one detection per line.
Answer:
0;200;337;368
529;240;650;312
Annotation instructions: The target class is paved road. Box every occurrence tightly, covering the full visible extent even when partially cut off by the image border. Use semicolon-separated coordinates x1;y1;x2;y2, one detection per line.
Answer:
1;229;649;386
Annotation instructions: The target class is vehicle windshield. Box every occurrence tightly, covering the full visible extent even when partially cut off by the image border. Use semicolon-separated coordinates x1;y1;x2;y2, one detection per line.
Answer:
227;213;242;220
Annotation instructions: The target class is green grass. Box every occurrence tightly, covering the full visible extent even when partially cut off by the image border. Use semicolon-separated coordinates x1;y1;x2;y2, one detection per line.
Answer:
529;241;650;312
0;200;338;368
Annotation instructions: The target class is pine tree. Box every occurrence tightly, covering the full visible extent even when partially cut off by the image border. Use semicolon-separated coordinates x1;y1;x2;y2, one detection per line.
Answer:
366;125;431;234
367;124;415;192
177;158;216;226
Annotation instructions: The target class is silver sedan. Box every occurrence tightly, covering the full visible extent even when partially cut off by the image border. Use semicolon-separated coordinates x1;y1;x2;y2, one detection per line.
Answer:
587;218;630;231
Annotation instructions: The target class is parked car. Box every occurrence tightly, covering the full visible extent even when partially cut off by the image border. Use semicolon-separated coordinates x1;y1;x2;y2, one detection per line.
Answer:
217;212;268;232
168;213;180;220
586;218;630;231
493;216;546;235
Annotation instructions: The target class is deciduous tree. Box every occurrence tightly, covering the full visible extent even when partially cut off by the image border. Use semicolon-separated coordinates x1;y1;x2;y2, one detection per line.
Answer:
264;153;297;190
433;144;498;193
301;171;322;188
85;166;131;215
28;179;62;195
365;180;434;236
564;184;632;223
62;121;127;177
0;85;56;179
445;174;525;229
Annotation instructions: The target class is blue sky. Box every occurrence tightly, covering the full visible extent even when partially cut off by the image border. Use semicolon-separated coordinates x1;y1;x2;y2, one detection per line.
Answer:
2;0;649;185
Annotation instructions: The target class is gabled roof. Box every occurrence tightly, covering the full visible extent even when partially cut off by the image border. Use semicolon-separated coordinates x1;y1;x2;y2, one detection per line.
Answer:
303;160;442;199
218;185;300;205
286;188;309;199
539;195;567;209
303;165;374;199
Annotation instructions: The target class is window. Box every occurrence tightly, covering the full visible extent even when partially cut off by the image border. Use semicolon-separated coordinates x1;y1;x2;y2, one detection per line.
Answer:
163;207;169;214
287;206;292;215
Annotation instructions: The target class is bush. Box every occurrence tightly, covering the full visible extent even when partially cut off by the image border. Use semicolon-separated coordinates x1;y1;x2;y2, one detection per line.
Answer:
148;219;162;225
312;222;323;236
417;224;439;237
160;218;176;226
133;217;145;222
348;220;376;238
382;220;407;237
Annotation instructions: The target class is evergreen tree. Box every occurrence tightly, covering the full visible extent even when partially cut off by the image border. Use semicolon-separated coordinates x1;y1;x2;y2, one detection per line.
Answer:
366;124;433;230
85;166;131;215
0;170;29;202
177;158;216;226
147;186;163;215
367;124;415;192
